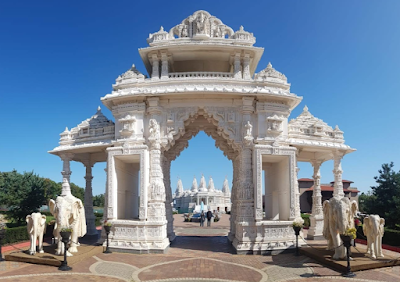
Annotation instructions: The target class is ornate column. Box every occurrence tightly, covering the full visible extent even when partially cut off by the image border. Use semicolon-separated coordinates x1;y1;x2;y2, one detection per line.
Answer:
233;97;256;251
83;160;97;236
294;163;302;220
228;156;239;241
333;150;344;198
60;153;74;196
162;156;175;241
308;160;324;239
151;53;160;80
147;118;166;222
233;53;242;79
242;53;251;79
160;52;169;80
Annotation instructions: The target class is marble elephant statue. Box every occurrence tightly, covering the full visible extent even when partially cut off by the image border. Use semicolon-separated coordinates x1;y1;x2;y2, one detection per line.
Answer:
49;195;86;256
26;212;46;255
363;214;385;259
323;196;358;260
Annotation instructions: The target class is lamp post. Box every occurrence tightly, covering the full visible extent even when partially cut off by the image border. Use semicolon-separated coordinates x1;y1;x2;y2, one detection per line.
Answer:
103;224;112;254
340;234;356;278
293;225;301;256
58;229;72;271
0;222;6;262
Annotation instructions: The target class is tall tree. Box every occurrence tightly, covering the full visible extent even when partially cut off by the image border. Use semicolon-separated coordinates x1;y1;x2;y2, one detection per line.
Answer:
93;194;105;207
0;170;45;223
370;162;400;228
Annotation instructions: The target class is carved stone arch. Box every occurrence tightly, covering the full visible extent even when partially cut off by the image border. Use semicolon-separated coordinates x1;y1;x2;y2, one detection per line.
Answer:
160;107;241;161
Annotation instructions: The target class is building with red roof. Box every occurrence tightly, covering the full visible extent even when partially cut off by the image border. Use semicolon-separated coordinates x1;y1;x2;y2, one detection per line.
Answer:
299;179;360;213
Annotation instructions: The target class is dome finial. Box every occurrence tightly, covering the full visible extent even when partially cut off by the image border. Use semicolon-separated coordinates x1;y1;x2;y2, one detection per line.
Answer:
97;106;101;112
303;105;309;112
267;62;272;68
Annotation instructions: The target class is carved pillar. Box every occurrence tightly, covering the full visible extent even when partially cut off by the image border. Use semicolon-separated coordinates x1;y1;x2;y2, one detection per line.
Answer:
98;167;108;244
233;53;242;79
162;156;175;241
234;97;256;250
160;52;169;80
151;53;160;80
294;163;302;220
333;151;344;198
103;167;108;220
206;196;209;206
242;53;251;79
228;156;239;241
83;161;97;236
60;153;74;196
308;160;324;239
146;97;166;225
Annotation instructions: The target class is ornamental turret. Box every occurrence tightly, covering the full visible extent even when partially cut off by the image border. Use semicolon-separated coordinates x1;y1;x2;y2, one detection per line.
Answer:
222;177;230;196
198;174;208;192
191;176;198;193
208;177;216;192
175;178;184;196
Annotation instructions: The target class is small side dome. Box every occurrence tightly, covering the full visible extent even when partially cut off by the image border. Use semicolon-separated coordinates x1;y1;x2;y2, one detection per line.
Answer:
254;62;288;84
115;64;146;86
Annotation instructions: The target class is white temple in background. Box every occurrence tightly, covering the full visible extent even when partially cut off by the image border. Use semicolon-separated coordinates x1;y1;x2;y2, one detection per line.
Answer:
49;10;355;254
173;175;231;213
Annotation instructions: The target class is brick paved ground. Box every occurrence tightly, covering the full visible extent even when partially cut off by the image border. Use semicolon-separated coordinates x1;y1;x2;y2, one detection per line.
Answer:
1;215;400;282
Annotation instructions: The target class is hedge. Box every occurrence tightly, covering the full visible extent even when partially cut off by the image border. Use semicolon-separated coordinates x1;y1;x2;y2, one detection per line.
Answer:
301;213;310;228
1;226;30;245
357;225;400;247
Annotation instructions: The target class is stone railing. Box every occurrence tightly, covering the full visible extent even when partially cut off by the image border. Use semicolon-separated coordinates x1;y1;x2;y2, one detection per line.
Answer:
168;72;233;79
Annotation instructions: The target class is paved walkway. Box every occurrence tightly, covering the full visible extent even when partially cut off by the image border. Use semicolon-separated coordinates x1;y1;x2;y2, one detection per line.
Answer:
1;214;400;282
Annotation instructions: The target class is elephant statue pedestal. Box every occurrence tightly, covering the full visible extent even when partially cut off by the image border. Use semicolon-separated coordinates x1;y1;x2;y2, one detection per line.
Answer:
323;196;358;260
26;213;46;255
49;194;87;256
363;215;385;259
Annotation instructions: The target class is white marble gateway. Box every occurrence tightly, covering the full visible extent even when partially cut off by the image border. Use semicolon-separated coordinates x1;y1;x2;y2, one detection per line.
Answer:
49;10;355;254
173;175;231;213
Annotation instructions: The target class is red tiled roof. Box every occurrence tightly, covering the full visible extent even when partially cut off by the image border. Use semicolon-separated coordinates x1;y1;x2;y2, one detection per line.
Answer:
298;178;314;181
330;180;354;184
305;185;360;193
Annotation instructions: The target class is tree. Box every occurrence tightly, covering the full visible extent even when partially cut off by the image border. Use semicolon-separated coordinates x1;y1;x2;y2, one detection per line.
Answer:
93;194;105;207
370;162;400;228
42;178;61;204
0;170;45;223
70;183;85;203
358;192;377;214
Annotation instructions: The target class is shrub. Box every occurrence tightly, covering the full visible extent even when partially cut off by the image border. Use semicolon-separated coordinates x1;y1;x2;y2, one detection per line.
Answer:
94;213;103;218
41;211;53;217
357;225;400;247
95;217;103;226
301;213;310;228
2;226;30;245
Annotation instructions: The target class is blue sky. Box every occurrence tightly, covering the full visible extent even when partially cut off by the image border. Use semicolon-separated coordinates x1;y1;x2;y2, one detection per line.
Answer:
1;1;400;196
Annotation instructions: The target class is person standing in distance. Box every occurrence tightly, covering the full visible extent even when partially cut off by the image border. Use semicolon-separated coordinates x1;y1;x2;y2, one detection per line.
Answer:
206;209;213;227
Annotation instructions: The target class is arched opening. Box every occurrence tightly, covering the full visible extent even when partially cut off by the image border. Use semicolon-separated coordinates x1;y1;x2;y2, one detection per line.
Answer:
162;113;237;249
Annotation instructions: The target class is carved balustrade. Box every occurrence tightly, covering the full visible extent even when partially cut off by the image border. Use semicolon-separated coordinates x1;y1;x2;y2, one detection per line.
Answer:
168;71;233;79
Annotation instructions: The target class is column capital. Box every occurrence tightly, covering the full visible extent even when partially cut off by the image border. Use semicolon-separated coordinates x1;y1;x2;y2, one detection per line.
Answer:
311;159;323;168
60;153;74;162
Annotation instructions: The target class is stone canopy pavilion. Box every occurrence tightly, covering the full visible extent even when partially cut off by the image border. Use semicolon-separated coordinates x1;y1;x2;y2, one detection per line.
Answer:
49;10;355;254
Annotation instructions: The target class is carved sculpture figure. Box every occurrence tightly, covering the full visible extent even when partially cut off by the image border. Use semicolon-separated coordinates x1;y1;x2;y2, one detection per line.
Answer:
245;121;252;137
49;195;86;256
149;119;160;142
363;215;385;259
322;197;358;260
26;212;46;255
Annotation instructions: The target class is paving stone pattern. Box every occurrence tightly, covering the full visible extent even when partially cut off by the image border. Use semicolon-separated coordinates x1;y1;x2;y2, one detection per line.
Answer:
1;214;400;282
